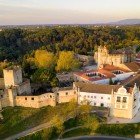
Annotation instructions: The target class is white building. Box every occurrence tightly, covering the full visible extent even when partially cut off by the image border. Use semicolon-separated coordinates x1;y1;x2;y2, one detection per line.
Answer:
74;64;135;85
74;80;140;119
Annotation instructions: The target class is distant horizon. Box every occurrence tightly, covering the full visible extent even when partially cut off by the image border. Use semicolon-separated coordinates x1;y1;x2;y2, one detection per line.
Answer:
0;0;140;25
0;18;140;26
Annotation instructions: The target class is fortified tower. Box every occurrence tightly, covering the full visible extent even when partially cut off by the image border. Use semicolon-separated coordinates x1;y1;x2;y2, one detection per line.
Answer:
3;66;23;88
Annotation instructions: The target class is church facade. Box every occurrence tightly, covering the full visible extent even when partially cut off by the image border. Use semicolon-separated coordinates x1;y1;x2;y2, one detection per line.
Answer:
94;46;136;68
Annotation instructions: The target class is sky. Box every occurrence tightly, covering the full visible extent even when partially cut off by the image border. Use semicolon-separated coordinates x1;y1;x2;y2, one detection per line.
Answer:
0;0;140;25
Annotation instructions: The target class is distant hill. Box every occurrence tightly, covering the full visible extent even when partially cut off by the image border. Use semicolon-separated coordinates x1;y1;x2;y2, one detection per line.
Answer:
109;19;140;25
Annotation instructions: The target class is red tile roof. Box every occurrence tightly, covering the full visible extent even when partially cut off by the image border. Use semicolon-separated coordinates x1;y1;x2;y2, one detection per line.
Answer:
74;64;130;82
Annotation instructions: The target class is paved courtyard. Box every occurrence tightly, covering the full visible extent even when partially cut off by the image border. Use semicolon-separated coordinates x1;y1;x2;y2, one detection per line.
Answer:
108;110;140;124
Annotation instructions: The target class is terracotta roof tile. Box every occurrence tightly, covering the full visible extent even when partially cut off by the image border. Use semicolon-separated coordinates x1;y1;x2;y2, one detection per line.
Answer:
74;82;121;94
124;62;140;72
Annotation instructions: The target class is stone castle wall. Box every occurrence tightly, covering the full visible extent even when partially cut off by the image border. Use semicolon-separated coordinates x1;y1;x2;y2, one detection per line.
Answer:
3;67;22;88
57;89;77;103
16;79;31;95
15;93;56;108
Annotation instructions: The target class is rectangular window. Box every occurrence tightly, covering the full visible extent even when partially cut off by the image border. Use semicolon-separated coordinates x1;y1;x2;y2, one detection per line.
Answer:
123;97;127;103
91;96;93;98
122;104;126;109
94;102;96;106
101;97;103;99
94;96;96;99
25;97;27;100
66;92;68;95
108;97;110;100
31;97;34;100
116;97;121;102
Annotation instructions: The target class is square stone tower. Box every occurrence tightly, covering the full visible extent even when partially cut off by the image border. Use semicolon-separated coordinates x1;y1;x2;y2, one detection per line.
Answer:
3;66;23;88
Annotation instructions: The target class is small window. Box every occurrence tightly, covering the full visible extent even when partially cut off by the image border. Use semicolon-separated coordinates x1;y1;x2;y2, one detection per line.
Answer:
101;103;104;107
101;97;103;99
25;97;27;100
123;97;127;103
57;93;59;96
108;97;110;100
31;97;34;100
1;95;3;98
94;96;96;99
91;96;93;98
88;96;90;98
50;95;52;98
66;92;68;95
74;91;76;94
116;97;121;102
94;102;96;106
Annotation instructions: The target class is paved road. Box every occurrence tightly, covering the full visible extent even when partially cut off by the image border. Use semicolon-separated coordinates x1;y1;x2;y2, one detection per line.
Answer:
61;136;134;140
4;122;52;140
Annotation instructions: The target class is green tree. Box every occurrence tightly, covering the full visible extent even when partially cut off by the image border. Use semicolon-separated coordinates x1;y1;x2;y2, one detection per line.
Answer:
56;51;80;72
35;50;56;68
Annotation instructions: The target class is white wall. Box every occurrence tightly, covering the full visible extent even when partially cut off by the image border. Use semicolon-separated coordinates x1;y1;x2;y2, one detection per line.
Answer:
115;72;134;81
74;71;134;85
78;92;111;107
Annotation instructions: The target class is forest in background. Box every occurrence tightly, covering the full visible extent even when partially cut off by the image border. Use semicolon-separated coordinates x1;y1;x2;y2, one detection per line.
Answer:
0;25;140;87
0;26;140;61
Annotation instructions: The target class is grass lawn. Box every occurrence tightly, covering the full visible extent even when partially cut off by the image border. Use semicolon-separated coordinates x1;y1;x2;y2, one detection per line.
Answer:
17;113;140;140
0;104;67;139
62;123;140;139
63;127;90;138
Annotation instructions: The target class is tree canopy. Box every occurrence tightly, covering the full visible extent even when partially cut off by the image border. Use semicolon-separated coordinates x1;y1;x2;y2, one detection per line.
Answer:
56;51;80;72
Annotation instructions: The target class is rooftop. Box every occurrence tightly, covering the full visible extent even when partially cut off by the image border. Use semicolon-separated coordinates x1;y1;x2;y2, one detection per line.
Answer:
74;82;121;94
74;64;130;82
123;62;140;72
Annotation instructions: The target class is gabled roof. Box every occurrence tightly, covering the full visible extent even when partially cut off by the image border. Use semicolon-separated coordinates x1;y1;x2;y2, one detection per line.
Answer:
123;74;140;87
74;82;121;94
123;62;140;72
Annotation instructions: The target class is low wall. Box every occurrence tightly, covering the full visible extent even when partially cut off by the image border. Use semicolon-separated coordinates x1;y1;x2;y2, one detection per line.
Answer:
15;93;56;108
57;89;77;103
15;96;39;108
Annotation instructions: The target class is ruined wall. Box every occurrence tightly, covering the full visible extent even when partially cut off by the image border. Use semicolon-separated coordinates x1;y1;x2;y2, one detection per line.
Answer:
16;79;31;95
3;67;22;88
15;93;56;108
38;93;56;107
15;96;39;108
57;89;77;103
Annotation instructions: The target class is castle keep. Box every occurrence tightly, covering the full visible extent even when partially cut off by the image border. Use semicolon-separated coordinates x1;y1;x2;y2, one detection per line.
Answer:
0;66;77;109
